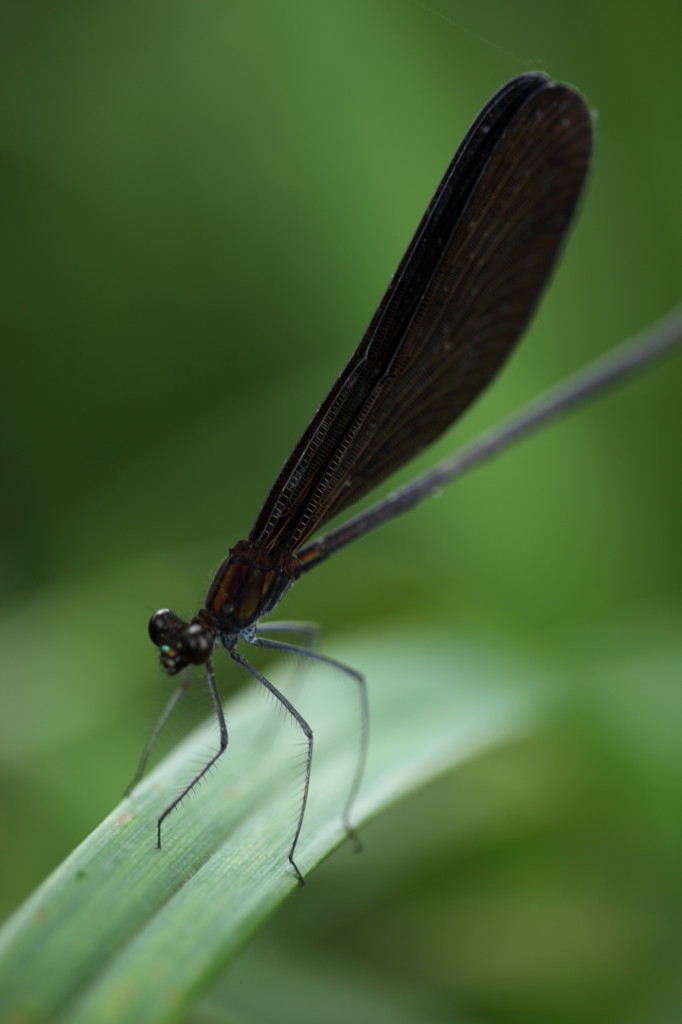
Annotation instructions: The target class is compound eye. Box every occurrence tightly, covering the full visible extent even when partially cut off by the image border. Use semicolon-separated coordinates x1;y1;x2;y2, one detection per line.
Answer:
182;623;214;665
148;609;180;646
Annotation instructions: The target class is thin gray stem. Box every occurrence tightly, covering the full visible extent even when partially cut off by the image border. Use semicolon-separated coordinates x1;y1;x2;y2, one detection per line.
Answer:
298;304;682;571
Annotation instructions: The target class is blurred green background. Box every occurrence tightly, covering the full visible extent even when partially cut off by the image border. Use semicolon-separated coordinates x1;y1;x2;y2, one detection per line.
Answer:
1;1;681;1022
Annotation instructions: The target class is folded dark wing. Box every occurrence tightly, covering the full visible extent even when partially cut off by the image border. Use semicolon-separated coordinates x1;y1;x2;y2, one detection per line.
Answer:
249;74;592;556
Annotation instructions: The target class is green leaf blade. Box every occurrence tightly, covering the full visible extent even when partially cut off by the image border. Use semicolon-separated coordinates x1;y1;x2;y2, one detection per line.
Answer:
0;632;537;1024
